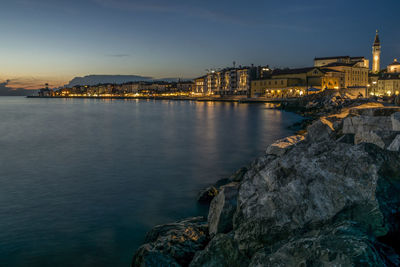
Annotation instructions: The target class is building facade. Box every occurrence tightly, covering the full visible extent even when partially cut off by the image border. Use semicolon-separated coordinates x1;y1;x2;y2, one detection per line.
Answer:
314;56;369;69
250;67;342;97
387;59;400;73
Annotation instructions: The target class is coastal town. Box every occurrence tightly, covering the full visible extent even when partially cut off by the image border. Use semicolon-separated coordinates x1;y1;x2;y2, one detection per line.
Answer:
38;30;400;101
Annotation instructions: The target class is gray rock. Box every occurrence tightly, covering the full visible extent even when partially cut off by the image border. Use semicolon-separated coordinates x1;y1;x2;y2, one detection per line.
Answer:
132;217;209;267
234;141;399;255
392;112;400;131
249;222;399;267
214;178;232;188
306;118;335;142
266;135;305;156
197;186;218;204
354;130;398;149
190;233;249;267
336;133;355;144
208;182;239;236
229;167;248;183
387;135;400;151
132;246;180;267
343;116;392;134
349;107;400;117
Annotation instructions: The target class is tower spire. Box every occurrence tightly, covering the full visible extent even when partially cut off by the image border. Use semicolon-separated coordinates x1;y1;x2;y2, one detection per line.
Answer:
372;30;381;73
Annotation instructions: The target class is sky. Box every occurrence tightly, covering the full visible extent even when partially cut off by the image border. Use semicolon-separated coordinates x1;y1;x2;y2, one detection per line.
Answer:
0;0;399;90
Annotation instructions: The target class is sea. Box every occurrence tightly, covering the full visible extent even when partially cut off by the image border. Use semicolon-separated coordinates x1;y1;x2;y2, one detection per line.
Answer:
0;97;302;266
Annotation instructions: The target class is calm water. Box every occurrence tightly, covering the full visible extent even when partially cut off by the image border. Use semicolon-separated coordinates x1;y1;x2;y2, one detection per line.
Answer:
0;97;302;266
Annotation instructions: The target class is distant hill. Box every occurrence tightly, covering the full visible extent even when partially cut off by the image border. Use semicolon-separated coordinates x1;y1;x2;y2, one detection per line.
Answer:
65;75;153;87
64;75;191;87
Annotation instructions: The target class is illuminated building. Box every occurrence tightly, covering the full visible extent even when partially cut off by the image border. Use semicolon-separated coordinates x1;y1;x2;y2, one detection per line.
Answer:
194;76;207;94
387;59;400;73
314;56;369;69
372;30;381;73
250;67;342;97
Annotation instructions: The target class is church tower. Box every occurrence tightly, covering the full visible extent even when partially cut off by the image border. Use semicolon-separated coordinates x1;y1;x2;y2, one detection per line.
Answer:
372;30;381;73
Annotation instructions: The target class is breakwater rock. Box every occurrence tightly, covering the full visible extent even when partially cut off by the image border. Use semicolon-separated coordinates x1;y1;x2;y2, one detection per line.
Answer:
132;105;400;266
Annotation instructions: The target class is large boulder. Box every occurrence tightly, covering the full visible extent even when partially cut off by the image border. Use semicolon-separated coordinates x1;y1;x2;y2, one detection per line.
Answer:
132;217;209;267
349;107;400;117
208;182;239;236
343;116;392;134
190;233;249;267
234;140;400;255
354;130;398;149
197;186;218;204
229;167;248;183
249;222;399;267
306;118;335;142
266;135;305;156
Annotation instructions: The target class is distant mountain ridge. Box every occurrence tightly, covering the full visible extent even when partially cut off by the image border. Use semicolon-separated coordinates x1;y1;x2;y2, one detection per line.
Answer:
64;75;188;87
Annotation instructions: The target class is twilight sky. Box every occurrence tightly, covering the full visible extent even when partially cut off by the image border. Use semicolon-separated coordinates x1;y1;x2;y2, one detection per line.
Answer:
0;0;399;90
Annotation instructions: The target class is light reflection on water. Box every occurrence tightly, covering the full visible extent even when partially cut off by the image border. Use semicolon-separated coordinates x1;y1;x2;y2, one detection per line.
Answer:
0;97;302;266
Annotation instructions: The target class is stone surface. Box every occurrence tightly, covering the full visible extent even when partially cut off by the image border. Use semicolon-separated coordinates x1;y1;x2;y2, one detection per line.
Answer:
354;130;397;149
306;118;334;142
208;182;239;236
132;217;209;267
392;112;400;131
349;107;400;117
197;186;218;204
387;135;400;151
190;233;249;267
343;116;392;134
249;222;399;267
336;133;355;144
266;135;305;156
234;140;400;255
229;167;248;183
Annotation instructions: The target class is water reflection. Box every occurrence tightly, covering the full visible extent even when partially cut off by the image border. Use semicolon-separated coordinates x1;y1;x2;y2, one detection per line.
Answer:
0;97;302;267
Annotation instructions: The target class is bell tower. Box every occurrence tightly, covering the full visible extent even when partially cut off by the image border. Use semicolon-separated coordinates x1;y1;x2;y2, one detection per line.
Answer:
372;30;381;73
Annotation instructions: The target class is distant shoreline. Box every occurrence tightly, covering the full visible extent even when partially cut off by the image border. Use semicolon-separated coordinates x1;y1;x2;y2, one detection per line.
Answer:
25;95;298;104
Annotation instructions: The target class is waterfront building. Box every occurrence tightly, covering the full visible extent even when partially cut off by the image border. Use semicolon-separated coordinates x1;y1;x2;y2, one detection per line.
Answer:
321;61;368;88
377;75;400;96
194;76;207;94
237;68;251;95
250;67;342;97
372;30;381;73
203;65;271;96
314;56;369;69
206;72;218;94
223;69;238;93
176;81;194;92
387;59;400;73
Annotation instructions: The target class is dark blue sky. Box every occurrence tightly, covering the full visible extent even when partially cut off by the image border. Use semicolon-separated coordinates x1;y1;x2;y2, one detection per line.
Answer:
0;0;399;88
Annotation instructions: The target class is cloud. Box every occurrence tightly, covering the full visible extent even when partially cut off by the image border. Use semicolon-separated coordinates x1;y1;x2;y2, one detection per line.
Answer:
0;79;36;96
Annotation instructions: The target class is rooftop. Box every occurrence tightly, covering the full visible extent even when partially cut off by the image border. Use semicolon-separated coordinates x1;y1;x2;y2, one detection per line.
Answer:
389;59;400;66
272;67;317;75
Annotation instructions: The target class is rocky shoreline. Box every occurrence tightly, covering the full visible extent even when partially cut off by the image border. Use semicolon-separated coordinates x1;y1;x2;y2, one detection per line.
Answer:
132;91;400;266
